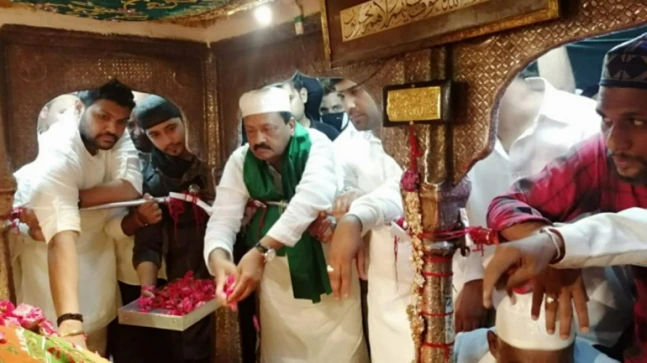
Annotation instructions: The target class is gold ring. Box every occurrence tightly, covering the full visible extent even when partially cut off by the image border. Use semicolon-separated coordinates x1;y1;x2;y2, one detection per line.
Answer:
326;265;334;273
546;296;556;304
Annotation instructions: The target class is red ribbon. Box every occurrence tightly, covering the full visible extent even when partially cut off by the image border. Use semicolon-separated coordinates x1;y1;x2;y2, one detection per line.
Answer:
421;311;452;318
423;256;452;264
167;191;205;243
422;272;453;278
421;341;454;361
246;200;269;239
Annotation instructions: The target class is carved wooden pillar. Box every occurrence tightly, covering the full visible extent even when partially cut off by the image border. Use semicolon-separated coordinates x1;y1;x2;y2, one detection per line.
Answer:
417;181;470;362
398;48;472;362
0;139;16;303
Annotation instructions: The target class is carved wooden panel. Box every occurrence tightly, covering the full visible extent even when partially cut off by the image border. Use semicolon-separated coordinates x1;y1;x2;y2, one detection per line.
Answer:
451;0;647;183
0;25;219;170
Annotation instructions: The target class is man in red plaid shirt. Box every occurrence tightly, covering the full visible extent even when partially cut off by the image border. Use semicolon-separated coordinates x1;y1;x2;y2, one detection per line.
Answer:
482;33;647;362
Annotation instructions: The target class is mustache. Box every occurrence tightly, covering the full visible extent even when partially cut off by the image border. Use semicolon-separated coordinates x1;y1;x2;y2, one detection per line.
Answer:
609;151;647;164
97;133;118;143
253;143;272;151
164;143;183;152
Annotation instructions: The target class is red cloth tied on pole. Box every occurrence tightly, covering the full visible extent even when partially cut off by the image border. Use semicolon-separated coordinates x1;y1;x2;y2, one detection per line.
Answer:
402;124;423;192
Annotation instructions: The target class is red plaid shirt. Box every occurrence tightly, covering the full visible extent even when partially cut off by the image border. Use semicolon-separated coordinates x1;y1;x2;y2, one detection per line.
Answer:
487;135;647;361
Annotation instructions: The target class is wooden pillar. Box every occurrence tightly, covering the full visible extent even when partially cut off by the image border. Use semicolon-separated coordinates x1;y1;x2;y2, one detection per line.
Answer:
0;137;16;302
399;47;471;362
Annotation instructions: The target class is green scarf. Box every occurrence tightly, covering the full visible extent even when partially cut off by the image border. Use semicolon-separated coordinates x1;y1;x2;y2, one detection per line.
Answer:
242;123;332;303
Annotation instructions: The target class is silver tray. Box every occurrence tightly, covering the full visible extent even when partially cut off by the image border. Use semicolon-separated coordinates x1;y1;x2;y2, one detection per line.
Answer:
118;298;219;331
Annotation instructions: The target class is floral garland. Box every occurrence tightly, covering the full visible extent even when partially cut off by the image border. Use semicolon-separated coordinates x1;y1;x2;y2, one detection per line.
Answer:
400;123;426;362
139;271;215;316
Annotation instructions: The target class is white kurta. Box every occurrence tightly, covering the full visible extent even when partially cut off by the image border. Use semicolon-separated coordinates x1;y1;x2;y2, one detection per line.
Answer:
336;130;412;363
551;208;647;268
460;77;633;347
453;328;619;363
204;128;367;363
12;117;142;334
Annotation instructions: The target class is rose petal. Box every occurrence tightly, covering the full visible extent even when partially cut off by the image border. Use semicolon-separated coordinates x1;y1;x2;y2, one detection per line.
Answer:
253;315;260;332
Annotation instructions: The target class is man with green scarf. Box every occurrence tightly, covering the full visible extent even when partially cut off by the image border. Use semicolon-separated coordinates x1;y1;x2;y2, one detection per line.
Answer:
204;87;368;363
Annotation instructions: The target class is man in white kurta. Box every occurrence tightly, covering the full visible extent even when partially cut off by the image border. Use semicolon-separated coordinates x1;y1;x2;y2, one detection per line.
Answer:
13;81;144;353
455;74;634;350
325;78;412;363
205;87;367;363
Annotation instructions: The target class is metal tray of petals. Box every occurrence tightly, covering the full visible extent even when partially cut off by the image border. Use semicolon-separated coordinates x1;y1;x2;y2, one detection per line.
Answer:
118;298;219;331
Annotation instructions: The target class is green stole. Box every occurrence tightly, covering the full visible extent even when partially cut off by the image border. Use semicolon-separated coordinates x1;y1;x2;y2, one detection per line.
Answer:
242;123;332;303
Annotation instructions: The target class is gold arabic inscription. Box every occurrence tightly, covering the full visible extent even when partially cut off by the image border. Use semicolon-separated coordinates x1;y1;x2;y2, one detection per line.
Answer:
386;86;442;122
341;0;491;42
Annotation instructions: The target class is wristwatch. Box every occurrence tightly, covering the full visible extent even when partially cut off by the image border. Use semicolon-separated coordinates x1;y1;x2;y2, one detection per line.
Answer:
254;241;276;263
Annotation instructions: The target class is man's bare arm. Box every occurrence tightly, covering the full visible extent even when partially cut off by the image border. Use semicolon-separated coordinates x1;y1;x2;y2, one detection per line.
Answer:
136;262;159;288
79;180;140;208
47;231;82;334
499;221;550;241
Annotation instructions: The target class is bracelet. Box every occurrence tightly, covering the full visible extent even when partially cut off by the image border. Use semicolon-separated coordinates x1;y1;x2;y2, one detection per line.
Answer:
540;227;563;263
57;313;83;327
59;329;85;338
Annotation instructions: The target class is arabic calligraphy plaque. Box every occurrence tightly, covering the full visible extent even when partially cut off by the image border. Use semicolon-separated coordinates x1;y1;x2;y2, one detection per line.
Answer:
341;0;492;42
321;0;560;68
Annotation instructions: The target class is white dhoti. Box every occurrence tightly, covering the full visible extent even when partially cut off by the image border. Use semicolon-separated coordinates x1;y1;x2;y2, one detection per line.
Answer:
16;209;118;345
259;255;368;363
367;226;415;363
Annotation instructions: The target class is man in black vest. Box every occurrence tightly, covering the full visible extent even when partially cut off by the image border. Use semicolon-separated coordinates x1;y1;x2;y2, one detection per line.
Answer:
133;95;215;363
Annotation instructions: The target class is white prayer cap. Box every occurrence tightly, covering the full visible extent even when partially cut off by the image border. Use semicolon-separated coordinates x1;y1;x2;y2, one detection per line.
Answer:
239;87;291;118
495;292;575;350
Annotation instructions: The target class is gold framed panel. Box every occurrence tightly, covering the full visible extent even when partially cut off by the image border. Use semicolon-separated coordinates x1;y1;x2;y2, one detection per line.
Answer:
320;0;560;68
383;80;453;126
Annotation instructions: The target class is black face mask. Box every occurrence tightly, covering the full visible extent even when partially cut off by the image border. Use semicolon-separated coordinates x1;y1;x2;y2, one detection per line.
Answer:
321;112;346;132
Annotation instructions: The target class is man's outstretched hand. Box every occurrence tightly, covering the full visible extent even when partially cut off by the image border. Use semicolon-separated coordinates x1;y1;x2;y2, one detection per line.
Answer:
533;268;589;339
482;231;589;339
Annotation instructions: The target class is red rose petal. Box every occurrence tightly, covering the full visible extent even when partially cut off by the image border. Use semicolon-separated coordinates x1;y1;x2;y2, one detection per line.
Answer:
133;274;215;316
0;300;59;338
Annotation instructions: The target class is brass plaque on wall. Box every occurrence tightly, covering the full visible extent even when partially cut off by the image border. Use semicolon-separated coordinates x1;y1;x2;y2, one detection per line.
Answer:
383;80;452;126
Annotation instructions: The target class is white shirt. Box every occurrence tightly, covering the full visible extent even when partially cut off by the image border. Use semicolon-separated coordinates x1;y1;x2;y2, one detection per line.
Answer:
454;328;618;363
460;77;600;283
203;128;338;268
338;130;403;234
336;130;411;363
552;208;647;268
11;117;143;332
24;117;142;242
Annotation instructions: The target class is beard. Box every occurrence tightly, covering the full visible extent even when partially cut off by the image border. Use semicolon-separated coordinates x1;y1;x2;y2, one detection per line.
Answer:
607;152;647;185
79;112;118;151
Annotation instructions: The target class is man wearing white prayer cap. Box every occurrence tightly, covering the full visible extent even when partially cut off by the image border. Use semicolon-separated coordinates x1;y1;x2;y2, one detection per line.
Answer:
454;292;617;363
204;86;368;362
